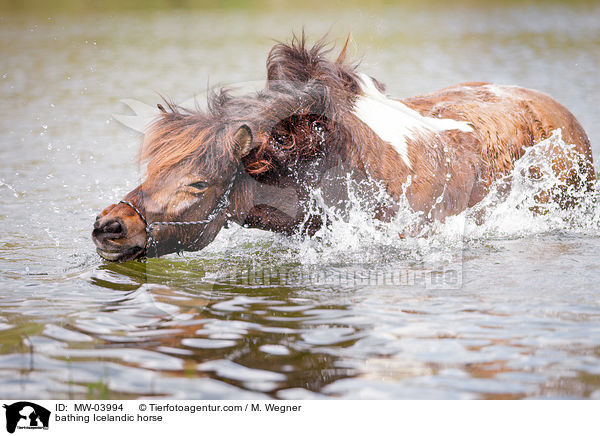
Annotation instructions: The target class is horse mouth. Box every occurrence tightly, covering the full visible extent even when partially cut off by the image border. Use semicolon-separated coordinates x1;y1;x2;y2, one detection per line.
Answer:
96;246;145;262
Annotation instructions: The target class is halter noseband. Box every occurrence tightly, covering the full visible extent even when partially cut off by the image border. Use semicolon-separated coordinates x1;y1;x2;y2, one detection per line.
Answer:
119;173;237;255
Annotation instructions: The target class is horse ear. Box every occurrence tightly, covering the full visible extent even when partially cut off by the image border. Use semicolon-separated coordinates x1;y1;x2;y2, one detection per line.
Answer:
233;124;254;158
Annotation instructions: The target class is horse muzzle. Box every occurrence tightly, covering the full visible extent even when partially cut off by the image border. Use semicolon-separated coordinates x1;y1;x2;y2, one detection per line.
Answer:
92;203;147;262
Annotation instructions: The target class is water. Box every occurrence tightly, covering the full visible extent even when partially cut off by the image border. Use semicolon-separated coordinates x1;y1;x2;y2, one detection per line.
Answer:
1;3;600;399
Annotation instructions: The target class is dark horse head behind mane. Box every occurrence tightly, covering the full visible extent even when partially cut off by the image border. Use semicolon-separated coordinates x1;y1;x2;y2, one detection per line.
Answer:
93;34;595;261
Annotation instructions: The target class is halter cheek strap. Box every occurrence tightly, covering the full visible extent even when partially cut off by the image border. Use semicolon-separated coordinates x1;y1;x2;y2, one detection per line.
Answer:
118;172;237;255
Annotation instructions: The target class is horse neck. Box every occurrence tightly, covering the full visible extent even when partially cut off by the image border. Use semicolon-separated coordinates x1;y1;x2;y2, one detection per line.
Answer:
339;111;412;200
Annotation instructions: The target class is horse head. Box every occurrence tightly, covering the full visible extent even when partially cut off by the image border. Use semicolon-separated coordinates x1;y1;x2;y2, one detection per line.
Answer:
92;103;256;261
92;35;395;261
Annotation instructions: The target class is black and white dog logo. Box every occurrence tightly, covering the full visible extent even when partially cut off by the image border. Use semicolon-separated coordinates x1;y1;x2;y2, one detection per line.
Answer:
3;402;50;434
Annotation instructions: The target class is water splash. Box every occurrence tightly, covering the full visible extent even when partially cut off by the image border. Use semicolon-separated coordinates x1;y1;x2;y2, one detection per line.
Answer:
464;129;599;238
210;129;599;269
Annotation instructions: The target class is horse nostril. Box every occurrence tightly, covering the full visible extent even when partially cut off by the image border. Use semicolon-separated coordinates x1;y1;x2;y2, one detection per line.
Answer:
93;218;126;239
104;220;123;235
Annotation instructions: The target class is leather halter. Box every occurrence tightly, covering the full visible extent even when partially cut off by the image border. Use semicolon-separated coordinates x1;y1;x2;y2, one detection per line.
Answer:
118;173;237;255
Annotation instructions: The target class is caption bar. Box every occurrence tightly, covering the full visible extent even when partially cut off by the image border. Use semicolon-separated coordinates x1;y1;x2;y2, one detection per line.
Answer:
1;400;597;436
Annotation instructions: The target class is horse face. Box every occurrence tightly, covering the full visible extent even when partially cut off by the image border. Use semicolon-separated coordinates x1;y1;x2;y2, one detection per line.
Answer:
92;125;252;261
92;171;232;261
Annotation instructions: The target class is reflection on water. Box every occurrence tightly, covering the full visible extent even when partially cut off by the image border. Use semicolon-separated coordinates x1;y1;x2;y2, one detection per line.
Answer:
1;3;600;399
4;246;600;399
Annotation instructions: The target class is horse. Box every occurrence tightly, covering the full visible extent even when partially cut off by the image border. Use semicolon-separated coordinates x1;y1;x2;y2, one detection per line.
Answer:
92;35;595;262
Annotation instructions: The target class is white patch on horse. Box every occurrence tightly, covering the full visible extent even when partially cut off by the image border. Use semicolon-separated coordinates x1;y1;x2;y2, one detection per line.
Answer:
352;73;474;169
484;83;519;99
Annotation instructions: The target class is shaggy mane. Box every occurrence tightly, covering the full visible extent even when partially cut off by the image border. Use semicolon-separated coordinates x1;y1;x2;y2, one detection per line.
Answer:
140;34;362;179
267;32;361;94
140;102;234;179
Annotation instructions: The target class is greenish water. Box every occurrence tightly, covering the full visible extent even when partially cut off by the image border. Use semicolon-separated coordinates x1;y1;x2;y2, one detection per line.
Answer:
1;3;600;399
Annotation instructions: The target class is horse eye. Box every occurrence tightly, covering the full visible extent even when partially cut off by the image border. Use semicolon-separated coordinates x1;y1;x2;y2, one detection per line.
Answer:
188;181;209;191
